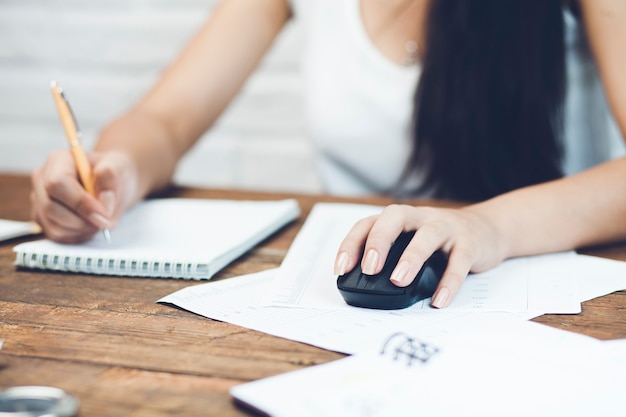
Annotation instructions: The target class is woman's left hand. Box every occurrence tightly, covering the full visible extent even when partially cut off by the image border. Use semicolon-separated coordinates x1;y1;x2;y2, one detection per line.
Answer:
333;204;508;308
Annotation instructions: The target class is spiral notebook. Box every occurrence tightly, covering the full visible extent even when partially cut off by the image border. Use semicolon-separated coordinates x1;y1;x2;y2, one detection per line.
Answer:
13;198;299;279
231;325;626;417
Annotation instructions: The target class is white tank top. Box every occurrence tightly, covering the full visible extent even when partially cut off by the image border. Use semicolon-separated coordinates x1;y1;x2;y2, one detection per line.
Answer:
289;0;625;197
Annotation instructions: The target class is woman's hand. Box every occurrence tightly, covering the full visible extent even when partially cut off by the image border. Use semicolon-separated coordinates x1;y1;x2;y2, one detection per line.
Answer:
29;0;293;245
334;204;508;308
31;149;139;243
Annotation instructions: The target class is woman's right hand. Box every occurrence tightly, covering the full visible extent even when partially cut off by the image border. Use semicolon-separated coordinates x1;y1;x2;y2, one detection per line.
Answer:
31;149;139;243
29;0;292;244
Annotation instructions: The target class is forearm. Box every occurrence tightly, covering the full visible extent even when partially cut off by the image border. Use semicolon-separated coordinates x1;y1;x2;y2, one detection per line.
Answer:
95;109;180;203
138;0;290;147
96;0;290;202
466;156;626;258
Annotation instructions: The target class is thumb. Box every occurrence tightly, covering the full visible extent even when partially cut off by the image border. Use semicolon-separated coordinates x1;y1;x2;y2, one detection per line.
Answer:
91;151;138;223
98;189;116;218
91;155;123;221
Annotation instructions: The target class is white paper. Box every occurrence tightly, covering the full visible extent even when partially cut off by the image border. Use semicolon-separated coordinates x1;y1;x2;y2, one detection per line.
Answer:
231;323;626;417
603;338;626;359
159;202;626;355
266;203;380;308
266;203;582;314
159;269;539;354
0;219;40;242
571;254;626;301
160;249;626;355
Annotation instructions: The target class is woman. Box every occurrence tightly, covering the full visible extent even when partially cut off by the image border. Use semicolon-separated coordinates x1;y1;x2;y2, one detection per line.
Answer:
31;0;626;308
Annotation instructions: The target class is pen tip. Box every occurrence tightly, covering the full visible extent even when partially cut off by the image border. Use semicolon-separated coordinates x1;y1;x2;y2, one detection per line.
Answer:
103;228;112;244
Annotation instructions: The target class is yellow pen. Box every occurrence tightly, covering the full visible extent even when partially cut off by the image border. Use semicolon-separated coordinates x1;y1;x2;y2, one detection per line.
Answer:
50;81;112;243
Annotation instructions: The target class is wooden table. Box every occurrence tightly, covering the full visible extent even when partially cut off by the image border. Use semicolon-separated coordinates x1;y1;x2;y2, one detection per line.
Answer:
1;173;625;416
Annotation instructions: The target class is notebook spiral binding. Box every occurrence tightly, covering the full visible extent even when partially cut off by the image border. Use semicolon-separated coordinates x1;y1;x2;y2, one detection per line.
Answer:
16;252;209;279
380;332;440;366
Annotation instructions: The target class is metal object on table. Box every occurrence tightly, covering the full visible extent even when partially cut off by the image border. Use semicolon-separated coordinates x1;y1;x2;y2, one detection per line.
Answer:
0;386;78;417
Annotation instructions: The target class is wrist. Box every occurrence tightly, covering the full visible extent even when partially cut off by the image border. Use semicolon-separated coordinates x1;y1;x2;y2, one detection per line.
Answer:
461;201;512;262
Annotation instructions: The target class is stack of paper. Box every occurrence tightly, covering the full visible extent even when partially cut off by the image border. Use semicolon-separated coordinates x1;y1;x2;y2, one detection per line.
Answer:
157;202;626;416
159;203;626;354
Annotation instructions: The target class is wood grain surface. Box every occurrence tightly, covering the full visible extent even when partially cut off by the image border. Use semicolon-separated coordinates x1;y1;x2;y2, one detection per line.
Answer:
1;173;624;416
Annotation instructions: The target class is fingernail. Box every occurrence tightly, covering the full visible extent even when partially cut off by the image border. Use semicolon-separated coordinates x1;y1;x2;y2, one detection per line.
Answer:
390;260;409;285
89;212;112;229
99;190;115;217
431;287;450;309
362;249;378;275
334;252;349;276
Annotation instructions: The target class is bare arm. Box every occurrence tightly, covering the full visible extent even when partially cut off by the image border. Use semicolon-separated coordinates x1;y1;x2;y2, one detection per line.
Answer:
96;0;291;201
335;0;626;308
32;0;290;242
475;0;626;257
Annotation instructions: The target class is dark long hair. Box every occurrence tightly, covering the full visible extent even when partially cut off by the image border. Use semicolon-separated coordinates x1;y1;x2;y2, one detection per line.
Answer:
408;0;566;201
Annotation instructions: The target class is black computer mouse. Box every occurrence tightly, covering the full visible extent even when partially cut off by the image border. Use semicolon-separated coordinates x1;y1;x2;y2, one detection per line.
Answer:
337;231;447;310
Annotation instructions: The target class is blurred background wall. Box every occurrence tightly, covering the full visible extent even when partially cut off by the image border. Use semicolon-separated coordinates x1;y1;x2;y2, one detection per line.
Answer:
0;0;322;193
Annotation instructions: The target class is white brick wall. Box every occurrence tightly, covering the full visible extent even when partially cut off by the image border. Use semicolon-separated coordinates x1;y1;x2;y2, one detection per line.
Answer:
0;0;321;193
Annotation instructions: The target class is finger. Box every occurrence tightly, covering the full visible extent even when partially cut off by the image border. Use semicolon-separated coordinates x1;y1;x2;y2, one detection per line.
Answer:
38;208;100;243
43;152;112;228
93;162;117;218
32;151;111;235
430;245;474;308
361;205;417;275
31;183;99;243
389;221;450;287
45;174;112;230
92;151;138;225
334;215;378;275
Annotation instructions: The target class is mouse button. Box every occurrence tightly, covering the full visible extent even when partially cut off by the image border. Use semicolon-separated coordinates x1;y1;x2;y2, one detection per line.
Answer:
385;231;416;264
338;275;405;297
362;274;405;295
428;250;448;272
337;262;406;294
393;230;416;249
377;230;417;281
411;266;440;299
336;267;364;290
410;250;448;299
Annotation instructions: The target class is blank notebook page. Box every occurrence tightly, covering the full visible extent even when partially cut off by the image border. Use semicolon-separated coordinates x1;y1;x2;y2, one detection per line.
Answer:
13;198;300;279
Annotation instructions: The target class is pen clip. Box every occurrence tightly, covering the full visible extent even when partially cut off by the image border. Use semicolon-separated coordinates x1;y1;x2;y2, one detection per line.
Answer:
53;83;84;141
